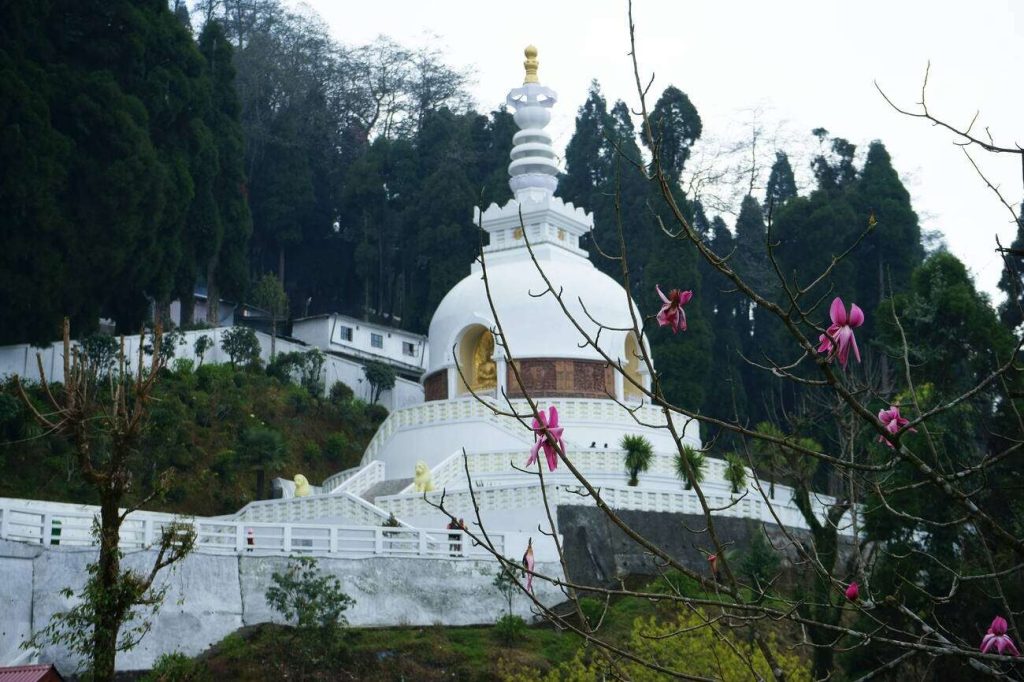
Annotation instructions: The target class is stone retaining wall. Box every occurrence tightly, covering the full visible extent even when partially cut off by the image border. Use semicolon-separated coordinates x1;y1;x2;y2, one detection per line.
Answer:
0;540;559;673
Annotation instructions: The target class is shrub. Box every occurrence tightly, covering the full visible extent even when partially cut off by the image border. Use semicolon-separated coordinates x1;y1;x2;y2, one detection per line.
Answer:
171;358;195;375
578;597;606;628
500;608;810;681
363;360;396;403
365;403;389;424
493;614;527;645
79;333;118;376
301;439;321;463
142;652;208;682
267;351;304;383
739;526;781;591
323;433;348;460
265;556;355;662
299;348;325;397
193;334;213;367
329;381;354;405
220;326;261;369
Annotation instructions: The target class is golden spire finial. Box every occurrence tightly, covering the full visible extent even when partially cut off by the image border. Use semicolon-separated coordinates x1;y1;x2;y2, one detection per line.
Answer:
523;45;539;84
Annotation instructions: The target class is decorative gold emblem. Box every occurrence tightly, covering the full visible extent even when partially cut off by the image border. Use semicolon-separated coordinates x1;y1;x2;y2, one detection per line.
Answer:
513;227;523;240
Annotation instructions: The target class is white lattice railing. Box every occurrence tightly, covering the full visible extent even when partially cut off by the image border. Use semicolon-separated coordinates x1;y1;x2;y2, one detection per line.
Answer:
0;502;500;559
359;397;700;466
425;448;733;489
374;477;853;536
320;467;361;495
231;490;393;526
328;460;385;495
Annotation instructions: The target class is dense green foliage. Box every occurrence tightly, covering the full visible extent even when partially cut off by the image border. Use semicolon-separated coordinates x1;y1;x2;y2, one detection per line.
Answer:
0;362;386;515
0;0;251;342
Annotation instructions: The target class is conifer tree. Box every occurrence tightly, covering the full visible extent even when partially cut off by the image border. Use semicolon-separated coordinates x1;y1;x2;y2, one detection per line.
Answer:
763;152;797;219
643;86;702;184
997;204;1024;330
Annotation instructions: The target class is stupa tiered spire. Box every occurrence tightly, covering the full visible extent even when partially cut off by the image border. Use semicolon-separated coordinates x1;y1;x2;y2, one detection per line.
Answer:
475;46;594;256
506;46;559;202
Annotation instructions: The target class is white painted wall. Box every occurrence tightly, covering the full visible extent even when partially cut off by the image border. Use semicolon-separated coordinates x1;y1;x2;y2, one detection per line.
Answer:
292;314;428;372
0;539;562;672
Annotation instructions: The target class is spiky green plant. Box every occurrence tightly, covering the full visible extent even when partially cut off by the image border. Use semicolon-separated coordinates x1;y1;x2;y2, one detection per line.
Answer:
724;453;748;495
621;434;654;486
675;445;706;490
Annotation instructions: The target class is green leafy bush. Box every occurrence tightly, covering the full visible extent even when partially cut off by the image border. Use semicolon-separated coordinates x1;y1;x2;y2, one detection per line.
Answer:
329;381;354;404
493;614;527;644
142;651;208;681
265;556;355;663
220;326;261;369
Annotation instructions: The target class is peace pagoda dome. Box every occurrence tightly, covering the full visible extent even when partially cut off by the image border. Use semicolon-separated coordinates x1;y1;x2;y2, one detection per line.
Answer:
424;46;651;405
356;47;700;525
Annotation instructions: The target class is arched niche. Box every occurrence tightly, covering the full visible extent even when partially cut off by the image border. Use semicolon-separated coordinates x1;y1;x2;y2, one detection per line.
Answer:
623;332;644;400
456;324;497;395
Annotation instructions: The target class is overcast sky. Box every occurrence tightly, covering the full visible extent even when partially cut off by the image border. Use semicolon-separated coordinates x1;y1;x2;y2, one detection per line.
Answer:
297;0;1024;300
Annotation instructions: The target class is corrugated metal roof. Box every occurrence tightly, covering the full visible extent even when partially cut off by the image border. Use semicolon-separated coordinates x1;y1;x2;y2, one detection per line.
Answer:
0;665;63;682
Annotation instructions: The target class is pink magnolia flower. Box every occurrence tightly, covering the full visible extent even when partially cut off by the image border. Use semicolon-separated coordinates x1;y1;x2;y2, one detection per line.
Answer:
522;539;536;593
981;616;1020;656
817;297;864;368
525;406;565;472
877;405;916;448
656;285;693;334
708;553;718;574
844;581;859;601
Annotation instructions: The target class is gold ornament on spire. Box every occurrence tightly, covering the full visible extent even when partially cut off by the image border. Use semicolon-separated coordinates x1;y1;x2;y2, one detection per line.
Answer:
523;45;539;84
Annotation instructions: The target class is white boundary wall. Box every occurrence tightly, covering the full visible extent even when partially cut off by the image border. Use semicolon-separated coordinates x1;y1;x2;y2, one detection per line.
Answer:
0;327;424;412
0;538;562;672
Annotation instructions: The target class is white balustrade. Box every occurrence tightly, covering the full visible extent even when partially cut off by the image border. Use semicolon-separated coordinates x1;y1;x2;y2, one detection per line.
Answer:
373;475;854;536
329;460;385;495
231;489;392;527
0;500;502;559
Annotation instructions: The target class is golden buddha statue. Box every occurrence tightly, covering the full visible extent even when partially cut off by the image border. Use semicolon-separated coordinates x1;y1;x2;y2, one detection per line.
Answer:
471;330;497;390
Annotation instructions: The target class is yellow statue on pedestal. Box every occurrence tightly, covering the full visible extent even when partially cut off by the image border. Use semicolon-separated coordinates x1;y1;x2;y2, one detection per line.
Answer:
414;461;435;493
293;474;311;498
471;330;497;390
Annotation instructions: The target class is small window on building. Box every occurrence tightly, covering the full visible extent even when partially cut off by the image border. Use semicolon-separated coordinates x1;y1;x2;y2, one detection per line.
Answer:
403;341;416;356
371;333;384;349
339;325;353;342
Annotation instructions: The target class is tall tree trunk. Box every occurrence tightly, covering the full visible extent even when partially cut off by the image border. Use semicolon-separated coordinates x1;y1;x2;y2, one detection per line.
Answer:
206;259;220;326
154;300;172;330
878;255;890;391
270;317;277;359
93;495;123;682
179;292;195;328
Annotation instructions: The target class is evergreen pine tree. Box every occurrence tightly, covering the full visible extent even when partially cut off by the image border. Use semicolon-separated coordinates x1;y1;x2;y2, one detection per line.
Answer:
997;204;1024;329
642;85;702;184
763;152;797;220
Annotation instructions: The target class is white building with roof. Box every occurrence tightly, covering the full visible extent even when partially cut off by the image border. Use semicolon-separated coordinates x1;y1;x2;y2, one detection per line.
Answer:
291;313;428;380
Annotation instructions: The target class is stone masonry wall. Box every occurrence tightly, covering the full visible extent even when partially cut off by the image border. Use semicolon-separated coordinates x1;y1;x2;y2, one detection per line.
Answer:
556;506;851;588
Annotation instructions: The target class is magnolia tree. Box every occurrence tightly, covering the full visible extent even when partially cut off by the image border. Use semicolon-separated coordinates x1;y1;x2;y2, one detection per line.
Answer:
427;6;1024;681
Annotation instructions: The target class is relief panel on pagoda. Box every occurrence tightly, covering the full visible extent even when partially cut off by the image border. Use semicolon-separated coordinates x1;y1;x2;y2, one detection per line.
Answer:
424;370;448;401
505;358;613;398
